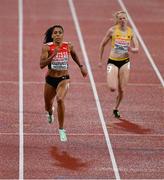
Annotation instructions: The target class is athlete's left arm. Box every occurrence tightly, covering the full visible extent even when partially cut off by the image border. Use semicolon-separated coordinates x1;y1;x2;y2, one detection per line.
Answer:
129;32;139;53
69;43;87;77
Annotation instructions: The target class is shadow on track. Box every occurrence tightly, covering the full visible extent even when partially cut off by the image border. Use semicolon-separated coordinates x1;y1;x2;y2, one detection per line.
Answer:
110;118;152;134
50;146;88;170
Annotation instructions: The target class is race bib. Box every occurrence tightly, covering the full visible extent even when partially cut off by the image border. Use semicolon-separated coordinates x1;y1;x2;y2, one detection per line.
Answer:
114;39;129;54
51;52;68;70
51;60;68;70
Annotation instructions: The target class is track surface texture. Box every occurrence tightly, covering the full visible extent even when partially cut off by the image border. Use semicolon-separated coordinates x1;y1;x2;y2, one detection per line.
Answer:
0;0;163;179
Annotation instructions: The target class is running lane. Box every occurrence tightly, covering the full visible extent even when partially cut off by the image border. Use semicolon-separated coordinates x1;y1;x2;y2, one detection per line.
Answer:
123;0;164;78
0;0;19;179
73;0;164;179
23;0;115;179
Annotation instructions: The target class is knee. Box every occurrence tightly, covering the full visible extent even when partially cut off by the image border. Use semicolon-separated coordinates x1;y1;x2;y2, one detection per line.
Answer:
107;84;117;92
56;96;64;104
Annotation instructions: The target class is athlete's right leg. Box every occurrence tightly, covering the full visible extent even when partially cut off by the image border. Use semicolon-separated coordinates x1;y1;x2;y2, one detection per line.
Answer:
106;63;119;92
44;83;56;114
107;63;122;118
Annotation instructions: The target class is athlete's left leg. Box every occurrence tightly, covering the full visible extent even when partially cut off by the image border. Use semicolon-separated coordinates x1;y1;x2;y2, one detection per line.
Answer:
56;80;70;129
115;62;130;110
56;79;70;141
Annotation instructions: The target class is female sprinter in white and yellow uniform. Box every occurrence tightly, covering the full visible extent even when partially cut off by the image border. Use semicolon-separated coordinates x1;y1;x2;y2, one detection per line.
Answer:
99;11;139;118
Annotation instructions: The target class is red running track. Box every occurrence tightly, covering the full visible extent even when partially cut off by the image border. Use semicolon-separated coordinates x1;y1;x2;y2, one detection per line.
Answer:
0;0;19;178
0;0;163;179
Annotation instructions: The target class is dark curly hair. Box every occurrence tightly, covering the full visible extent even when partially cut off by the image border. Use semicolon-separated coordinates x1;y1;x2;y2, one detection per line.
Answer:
43;25;64;43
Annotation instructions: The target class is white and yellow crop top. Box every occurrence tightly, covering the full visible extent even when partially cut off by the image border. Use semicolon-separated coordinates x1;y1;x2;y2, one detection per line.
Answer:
110;25;133;59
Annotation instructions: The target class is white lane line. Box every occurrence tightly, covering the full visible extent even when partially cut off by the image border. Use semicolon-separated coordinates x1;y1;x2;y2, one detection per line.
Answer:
11;179;115;180
18;0;24;179
68;0;120;179
117;0;164;87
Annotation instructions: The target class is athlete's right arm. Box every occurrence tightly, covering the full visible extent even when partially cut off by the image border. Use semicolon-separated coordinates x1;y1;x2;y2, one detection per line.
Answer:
99;27;113;67
40;45;58;69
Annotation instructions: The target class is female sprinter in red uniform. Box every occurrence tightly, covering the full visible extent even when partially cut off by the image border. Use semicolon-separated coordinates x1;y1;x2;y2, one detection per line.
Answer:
99;11;139;118
40;25;87;141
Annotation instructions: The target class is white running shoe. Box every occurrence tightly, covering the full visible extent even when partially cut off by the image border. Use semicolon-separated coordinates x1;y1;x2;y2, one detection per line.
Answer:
59;129;67;142
47;107;55;124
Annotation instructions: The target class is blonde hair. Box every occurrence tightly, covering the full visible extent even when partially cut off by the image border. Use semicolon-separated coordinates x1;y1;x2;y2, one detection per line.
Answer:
113;11;127;24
